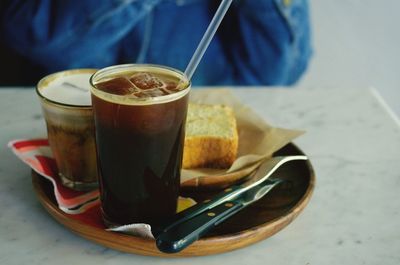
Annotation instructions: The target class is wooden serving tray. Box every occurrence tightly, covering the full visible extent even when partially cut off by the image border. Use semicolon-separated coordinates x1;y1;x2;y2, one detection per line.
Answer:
32;143;315;257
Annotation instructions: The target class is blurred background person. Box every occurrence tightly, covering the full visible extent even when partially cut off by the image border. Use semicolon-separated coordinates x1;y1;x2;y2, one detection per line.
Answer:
0;0;312;86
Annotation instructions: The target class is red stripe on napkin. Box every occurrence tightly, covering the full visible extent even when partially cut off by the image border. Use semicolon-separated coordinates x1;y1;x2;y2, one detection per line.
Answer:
72;205;105;229
13;139;49;150
8;139;99;213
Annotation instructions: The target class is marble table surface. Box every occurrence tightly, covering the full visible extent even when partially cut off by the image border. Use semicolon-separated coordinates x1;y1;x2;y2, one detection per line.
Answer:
1;86;399;265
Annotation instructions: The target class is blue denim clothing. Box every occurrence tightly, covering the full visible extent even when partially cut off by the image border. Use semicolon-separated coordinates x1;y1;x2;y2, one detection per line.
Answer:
0;0;312;86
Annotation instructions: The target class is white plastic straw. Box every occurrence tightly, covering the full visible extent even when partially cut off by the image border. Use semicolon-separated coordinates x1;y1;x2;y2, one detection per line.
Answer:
184;0;233;80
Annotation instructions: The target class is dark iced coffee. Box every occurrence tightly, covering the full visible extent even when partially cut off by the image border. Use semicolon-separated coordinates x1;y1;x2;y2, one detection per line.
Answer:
90;64;190;226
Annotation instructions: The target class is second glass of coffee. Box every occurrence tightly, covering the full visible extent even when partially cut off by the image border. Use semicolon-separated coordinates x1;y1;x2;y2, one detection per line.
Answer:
90;64;190;227
37;69;98;191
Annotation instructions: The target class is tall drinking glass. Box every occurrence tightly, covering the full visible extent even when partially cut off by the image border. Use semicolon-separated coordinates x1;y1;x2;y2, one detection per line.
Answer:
90;64;190;226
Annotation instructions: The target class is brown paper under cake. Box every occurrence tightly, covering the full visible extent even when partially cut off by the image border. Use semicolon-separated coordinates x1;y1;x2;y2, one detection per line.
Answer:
183;104;238;169
180;89;304;186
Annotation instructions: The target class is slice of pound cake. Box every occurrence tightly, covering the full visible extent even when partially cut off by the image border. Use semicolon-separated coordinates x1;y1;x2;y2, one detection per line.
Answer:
183;103;238;169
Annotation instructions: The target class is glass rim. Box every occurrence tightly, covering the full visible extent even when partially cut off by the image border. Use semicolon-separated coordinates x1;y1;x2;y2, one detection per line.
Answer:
90;64;191;106
36;68;97;109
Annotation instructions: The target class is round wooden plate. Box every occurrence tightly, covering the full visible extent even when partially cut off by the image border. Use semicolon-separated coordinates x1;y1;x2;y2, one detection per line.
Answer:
32;143;315;257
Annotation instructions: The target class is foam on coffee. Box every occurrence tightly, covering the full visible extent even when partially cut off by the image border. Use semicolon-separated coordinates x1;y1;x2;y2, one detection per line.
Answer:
39;71;94;106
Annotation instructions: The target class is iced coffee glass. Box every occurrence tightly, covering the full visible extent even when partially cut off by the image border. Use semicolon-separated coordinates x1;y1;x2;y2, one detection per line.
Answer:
36;69;98;191
90;64;190;227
